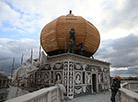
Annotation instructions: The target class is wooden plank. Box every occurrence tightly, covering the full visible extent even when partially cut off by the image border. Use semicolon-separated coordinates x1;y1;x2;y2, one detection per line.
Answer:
40;14;100;55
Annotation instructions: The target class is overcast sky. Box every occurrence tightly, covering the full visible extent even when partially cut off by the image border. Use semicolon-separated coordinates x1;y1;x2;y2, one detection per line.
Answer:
0;0;138;76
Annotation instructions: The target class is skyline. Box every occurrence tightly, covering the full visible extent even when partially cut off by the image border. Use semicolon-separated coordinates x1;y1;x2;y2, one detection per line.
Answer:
0;0;138;76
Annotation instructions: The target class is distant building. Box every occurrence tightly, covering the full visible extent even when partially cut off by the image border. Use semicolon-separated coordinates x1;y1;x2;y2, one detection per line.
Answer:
0;71;10;101
0;71;10;89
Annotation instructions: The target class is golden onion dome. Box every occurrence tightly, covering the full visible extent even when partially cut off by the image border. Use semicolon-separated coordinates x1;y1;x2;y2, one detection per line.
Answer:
40;12;100;57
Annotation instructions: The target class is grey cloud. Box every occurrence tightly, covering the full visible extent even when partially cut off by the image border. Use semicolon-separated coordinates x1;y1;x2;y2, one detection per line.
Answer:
0;38;39;74
0;59;20;75
101;0;138;29
95;34;138;68
0;56;10;61
111;67;138;77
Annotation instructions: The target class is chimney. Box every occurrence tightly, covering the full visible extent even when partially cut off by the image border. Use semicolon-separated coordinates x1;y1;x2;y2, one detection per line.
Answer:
21;54;24;65
39;46;41;61
30;49;33;64
11;57;15;77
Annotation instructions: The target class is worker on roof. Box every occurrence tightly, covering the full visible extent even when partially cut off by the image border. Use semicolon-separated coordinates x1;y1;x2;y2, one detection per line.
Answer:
70;28;75;44
76;40;83;55
68;39;74;53
111;75;121;102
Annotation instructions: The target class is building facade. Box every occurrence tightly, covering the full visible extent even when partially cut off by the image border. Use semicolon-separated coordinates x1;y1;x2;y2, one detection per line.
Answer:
27;53;110;99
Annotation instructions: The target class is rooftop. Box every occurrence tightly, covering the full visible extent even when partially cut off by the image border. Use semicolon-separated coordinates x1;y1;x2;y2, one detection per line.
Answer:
68;92;110;102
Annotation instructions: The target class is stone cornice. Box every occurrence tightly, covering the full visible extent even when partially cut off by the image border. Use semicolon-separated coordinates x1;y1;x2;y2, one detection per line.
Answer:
47;53;110;66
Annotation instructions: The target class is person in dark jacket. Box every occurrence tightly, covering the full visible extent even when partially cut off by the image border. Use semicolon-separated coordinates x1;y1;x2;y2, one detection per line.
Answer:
68;39;74;53
76;41;83;55
111;76;121;102
70;28;75;44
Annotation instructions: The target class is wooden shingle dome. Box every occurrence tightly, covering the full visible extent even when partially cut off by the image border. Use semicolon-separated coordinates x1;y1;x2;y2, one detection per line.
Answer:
40;12;100;57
